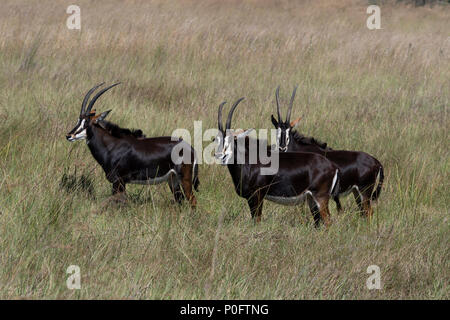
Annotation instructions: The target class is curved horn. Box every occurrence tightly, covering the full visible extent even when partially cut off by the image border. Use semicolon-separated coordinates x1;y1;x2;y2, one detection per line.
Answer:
81;83;104;115
275;86;282;122
226;97;245;130
86;82;121;114
286;85;298;123
218;101;227;132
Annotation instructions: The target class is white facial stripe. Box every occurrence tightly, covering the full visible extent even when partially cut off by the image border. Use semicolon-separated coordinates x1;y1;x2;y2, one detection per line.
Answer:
223;136;233;161
75;119;86;133
215;130;251;165
214;134;233;164
215;135;223;155
224;135;232;147
74;128;87;140
71;119;85;135
214;134;226;163
276;128;281;148
285;128;290;146
69;119;87;141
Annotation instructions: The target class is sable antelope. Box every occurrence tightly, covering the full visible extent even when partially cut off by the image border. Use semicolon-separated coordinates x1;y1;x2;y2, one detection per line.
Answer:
271;86;384;218
215;98;340;227
66;83;199;206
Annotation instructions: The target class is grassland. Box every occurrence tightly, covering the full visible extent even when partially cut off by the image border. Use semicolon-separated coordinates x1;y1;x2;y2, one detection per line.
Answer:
0;0;448;299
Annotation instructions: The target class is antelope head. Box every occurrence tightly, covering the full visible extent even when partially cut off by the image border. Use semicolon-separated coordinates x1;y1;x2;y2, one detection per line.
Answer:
66;83;120;142
214;98;254;165
271;85;302;152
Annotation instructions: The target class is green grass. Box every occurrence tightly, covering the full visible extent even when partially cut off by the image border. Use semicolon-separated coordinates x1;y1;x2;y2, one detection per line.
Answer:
0;0;448;299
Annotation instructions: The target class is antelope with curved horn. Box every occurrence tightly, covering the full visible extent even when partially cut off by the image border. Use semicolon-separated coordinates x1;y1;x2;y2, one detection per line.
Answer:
66;83;199;206
215;97;340;227
271;86;384;218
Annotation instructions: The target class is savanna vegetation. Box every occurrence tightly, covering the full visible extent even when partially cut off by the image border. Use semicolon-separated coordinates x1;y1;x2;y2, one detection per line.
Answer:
0;0;448;299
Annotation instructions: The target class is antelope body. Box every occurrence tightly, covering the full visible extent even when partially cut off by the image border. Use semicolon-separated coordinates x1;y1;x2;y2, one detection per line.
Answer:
66;83;199;206
215;98;340;227
271;86;384;217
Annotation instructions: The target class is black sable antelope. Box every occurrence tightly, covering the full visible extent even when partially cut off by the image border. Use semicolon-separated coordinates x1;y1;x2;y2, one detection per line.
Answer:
66;83;199;207
271;86;384;218
215;97;340;227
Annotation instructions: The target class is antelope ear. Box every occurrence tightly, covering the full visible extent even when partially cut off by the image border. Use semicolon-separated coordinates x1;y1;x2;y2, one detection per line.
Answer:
94;110;112;123
236;128;254;139
91;110;111;123
290;116;302;128
271;114;279;127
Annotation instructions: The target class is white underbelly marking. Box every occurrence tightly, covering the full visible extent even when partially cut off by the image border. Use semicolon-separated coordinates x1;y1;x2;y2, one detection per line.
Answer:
129;169;177;185
340;185;359;197
265;191;312;206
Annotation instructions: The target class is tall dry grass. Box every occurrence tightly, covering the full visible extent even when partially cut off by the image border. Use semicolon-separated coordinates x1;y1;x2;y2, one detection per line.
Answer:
0;0;448;299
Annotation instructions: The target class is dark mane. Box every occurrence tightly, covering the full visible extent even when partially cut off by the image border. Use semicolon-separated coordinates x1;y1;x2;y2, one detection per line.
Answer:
291;130;332;151
98;120;146;139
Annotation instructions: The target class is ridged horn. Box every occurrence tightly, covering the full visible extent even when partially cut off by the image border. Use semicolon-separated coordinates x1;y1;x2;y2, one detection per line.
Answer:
81;83;104;115
286;85;298;123
226;97;245;130
275;86;282;122
85;82;121;114
218;101;227;132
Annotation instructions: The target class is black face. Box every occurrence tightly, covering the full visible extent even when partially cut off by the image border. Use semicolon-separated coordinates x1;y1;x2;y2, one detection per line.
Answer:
66;115;91;142
66;82;119;142
214;130;232;165
271;115;291;152
66;109;111;142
